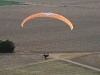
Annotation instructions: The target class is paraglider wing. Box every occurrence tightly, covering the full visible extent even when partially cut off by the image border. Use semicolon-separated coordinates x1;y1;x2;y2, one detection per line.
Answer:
21;12;73;30
48;13;73;30
21;13;47;27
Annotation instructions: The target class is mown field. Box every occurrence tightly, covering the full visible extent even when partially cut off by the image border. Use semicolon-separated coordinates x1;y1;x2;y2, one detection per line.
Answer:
0;60;100;75
0;0;100;53
0;53;100;75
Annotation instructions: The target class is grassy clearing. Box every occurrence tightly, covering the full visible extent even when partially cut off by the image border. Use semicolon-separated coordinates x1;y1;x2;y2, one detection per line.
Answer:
0;60;100;75
0;0;28;6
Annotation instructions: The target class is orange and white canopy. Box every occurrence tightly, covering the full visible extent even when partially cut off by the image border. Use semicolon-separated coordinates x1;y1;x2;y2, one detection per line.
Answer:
21;12;73;30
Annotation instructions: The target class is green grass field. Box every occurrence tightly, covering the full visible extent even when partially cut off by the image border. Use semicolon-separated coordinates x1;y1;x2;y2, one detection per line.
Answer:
0;0;28;6
0;60;100;75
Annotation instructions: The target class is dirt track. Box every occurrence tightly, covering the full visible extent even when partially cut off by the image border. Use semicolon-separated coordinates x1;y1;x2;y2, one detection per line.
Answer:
1;53;100;72
50;53;100;72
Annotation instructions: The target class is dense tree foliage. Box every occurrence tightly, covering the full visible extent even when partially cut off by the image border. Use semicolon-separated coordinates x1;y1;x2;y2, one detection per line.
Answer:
0;40;15;53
